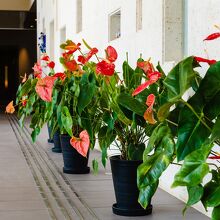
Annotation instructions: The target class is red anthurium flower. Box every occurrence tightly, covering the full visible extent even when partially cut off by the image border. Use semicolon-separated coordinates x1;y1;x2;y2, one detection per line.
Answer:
35;76;56;102
146;94;155;107
204;32;220;41
70;130;90;157
106;46;117;62
96;60;115;76
5;101;15;114
144;108;157;124
144;94;156;124
53;72;66;81
194;56;217;65
208;156;220;159
132;72;161;96
48;61;55;69
137;61;154;76
78;48;98;64
64;41;81;51
78;55;87;64
65;59;78;72
41;55;50;61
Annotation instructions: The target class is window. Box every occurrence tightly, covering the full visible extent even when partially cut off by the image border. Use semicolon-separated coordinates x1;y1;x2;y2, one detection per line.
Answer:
136;0;142;31
76;0;82;33
163;0;184;62
109;9;121;41
60;26;66;53
50;20;54;60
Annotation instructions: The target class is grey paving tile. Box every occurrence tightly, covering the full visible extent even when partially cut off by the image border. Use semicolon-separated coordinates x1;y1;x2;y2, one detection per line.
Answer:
0;210;51;220
0;186;43;201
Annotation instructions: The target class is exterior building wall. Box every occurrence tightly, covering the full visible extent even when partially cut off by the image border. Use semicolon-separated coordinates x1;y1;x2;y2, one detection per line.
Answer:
37;0;220;217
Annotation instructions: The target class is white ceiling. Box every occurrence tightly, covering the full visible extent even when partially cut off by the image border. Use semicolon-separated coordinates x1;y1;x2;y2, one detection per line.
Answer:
0;0;34;11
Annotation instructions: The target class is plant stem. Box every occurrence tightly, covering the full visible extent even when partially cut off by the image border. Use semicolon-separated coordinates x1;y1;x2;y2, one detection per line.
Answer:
180;100;212;132
166;119;178;127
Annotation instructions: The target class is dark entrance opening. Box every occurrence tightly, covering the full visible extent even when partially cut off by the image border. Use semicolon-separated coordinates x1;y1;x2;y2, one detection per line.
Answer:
0;46;19;106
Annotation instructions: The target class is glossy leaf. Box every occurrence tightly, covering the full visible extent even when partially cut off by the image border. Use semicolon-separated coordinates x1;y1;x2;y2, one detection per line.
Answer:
172;142;212;187
163;56;197;102
61;106;73;137
138;180;159;209
117;93;146;117
128;143;145;160
183;185;204;215
78;72;97;114
212;206;220;220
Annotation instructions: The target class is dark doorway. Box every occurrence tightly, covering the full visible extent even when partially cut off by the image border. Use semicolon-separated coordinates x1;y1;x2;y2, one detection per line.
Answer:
0;46;19;106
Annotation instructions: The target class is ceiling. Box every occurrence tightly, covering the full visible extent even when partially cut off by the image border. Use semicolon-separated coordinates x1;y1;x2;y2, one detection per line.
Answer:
0;0;34;11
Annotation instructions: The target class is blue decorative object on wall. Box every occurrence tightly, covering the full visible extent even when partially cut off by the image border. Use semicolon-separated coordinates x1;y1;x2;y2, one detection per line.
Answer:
38;32;46;53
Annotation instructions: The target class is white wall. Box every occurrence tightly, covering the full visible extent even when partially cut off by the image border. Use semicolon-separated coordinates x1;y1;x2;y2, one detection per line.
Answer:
37;0;220;217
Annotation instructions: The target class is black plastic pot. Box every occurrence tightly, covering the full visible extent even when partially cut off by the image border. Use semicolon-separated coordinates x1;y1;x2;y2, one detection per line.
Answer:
110;156;153;216
47;124;54;143
52;130;62;153
60;134;90;174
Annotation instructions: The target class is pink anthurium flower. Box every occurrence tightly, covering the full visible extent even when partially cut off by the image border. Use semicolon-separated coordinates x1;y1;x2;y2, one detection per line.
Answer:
70;130;90;157
194;56;217;65
5;101;15;114
35;76;56;102
146;94;155;107
32;62;42;78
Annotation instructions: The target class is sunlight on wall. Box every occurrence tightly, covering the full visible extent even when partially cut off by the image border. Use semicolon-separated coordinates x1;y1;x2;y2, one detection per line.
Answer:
19;48;30;79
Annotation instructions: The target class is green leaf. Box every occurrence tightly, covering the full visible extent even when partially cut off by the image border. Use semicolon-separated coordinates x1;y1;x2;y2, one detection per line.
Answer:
92;159;99;174
172;142;212;187
198;61;220;102
138;133;175;188
210;115;220;142
78;72;97;114
143;123;170;157
183;185;204;215
202;171;220;208
163;56;197;102
128;143;145;161
138;180;159;209
31;127;40;142
212;206;220;220
157;102;174;122
61;106;73;137
117;93;146;117
176;104;210;161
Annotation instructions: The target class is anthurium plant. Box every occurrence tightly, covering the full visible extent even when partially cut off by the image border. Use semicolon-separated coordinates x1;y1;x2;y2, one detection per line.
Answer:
117;33;220;218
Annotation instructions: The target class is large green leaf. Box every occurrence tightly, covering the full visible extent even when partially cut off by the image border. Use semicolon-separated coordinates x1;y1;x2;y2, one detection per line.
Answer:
172;142;212;187
77;72;97;114
138;131;175;188
197;61;220;102
163;56;197;102
61;106;73;137
176;102;210;161
212;206;220;220
183;185;204;215
117;93;146;117
138;180;159;209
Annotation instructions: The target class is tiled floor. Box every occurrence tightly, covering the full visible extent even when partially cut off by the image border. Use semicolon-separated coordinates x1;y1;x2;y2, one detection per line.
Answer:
0;114;210;219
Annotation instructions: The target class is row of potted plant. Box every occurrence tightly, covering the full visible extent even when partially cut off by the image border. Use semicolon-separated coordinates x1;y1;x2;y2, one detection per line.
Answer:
6;32;220;218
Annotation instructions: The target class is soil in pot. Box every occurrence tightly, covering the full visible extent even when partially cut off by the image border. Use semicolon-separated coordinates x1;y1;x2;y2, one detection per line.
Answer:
60;134;90;174
52;130;62;153
110;156;152;216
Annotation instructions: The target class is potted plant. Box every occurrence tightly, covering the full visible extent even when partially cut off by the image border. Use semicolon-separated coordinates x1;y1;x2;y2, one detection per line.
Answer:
124;32;220;219
94;54;164;216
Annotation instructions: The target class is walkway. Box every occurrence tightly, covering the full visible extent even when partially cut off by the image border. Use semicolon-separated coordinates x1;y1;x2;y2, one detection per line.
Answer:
0;113;210;220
